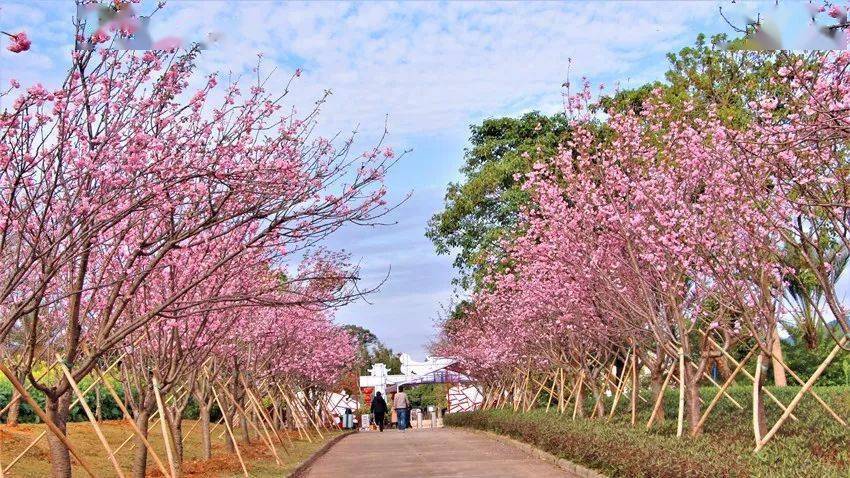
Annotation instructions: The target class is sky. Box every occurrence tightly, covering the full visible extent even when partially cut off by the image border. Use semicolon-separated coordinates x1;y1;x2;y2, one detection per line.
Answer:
0;1;831;359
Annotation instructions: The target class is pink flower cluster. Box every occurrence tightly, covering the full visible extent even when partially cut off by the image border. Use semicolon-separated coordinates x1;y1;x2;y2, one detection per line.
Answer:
5;31;30;53
439;51;850;433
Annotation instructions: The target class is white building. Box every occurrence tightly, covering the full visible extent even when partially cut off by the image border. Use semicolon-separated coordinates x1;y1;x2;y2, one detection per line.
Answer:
359;353;483;412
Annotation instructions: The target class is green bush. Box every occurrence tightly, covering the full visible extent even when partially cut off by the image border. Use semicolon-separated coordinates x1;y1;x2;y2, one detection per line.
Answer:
445;385;850;477
0;377;203;424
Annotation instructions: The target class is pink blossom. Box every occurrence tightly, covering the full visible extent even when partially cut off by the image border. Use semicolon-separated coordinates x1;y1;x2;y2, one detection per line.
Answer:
5;31;30;53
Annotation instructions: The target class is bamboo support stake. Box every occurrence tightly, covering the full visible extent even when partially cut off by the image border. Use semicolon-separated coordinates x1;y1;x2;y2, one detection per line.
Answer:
211;386;250;477
3;349;130;468
284;385;313;437
56;356;126;478
527;373;546;412
608;350;631;419
286;384;324;440
676;348;685;438
702;333;797;421
695;346;756;433
647;362;675;430
247;398;285;462
279;385;311;442
153;377;179;478
767;349;847;426
545;370;556;412
209;415;225;436
220;381;280;464
264;389;294;449
112;386;190;456
241;376;289;453
572;373;584;419
94;368;170;478
562;376;580;415
694;362;744;410
0;363;97;478
282;388;311;441
756;336;848;451
0;361;59;418
630;353;638;426
181;417;201;444
752;353;764;446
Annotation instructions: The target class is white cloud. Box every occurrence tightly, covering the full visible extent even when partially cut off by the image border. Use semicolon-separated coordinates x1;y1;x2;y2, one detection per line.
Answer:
130;0;726;140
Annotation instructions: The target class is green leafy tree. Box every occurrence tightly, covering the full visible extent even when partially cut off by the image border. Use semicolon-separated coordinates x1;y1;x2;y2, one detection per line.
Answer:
782;322;850;386
426;112;571;290
342;325;402;375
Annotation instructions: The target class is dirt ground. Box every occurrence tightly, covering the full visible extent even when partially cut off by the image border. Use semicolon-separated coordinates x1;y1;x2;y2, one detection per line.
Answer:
0;419;339;477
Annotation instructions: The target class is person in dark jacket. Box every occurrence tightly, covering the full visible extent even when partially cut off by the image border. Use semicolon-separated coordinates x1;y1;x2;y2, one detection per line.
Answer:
370;391;388;431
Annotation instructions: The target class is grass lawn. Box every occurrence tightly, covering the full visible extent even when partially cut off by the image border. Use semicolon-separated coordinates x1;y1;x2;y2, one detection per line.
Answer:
0;419;341;477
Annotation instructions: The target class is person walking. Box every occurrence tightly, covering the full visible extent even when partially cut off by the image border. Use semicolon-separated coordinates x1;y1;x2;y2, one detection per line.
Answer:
393;386;410;431
370;391;388;432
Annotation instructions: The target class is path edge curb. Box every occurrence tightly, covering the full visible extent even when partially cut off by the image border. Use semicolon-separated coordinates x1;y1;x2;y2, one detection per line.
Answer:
287;430;357;478
464;428;607;478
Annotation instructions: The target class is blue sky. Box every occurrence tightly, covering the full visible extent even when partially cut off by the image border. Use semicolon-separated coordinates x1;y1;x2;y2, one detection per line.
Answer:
0;1;829;358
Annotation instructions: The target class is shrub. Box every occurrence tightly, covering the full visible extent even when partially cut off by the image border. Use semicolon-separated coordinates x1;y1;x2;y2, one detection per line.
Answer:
446;386;850;478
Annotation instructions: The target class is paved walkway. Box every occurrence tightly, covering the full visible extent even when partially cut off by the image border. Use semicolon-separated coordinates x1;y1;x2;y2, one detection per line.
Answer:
302;427;575;477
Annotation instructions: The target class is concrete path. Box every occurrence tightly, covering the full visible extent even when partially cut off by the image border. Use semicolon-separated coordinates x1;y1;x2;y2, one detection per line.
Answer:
302;427;575;477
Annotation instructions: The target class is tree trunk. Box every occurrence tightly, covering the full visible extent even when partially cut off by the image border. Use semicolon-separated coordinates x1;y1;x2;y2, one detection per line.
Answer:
591;383;605;418
650;365;666;423
45;393;73;478
199;403;212;459
684;364;702;436
224;409;236;453
95;386;102;422
240;412;251;444
168;413;185;478
6;390;22;426
131;408;151;478
713;355;733;383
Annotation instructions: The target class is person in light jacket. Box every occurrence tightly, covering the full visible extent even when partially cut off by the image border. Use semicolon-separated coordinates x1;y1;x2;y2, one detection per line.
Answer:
393;386;410;431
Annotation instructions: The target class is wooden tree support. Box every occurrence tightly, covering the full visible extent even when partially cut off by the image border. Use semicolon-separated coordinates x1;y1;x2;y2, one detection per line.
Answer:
630;353;638;426
755;336;849;451
646;362;675;430
702;333;798;421
240;376;290;455
112;385;190;456
676;347;685;438
211;385;250;477
765;347;847;426
752;353;765;446
279;385;311;442
695;345;757;434
572;373;585;419
608;350;631;420
262;387;295;449
56;356;126;478
153;377;179;478
0;363;97;478
284;384;324;440
94;367;171;478
219;379;281;465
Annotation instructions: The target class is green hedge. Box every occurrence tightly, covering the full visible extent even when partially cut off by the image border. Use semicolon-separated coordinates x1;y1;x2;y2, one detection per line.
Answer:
445;386;850;477
0;379;205;424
